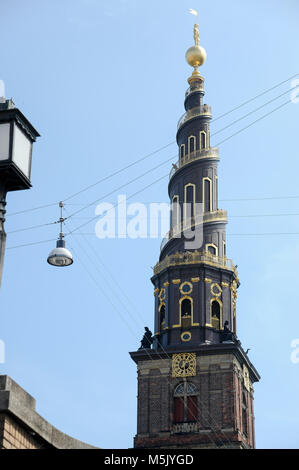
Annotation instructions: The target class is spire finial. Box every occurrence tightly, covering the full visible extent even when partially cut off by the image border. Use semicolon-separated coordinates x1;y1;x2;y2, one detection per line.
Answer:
189;9;199;46
186;8;206;82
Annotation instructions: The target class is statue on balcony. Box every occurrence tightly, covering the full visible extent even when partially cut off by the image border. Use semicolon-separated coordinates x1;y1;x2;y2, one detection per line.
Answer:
139;327;153;349
220;321;236;343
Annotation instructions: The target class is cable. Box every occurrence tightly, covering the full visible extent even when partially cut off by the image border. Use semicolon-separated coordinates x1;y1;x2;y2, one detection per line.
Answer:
214;98;292;147
64;157;175;221
66;96;293;235
63;142;176;202
221;195;299;202
212;72;298;122
229;212;299;218
6;91;295;238
64;211;148;326
6;72;298;218
7;202;58;217
212;86;297;136
228;232;299;236
8;229;299;250
62;72;298;202
7;221;59;235
66;173;169;235
8;210;299;236
5;83;297;237
6;238;57;250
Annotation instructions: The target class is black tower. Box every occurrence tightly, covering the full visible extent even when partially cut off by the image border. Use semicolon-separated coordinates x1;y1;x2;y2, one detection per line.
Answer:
130;21;260;449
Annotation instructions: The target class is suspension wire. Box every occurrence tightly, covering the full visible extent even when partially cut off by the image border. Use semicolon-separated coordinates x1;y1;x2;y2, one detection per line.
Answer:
7;209;299;237
4;85;297;240
214;98;292;147
63;213;147;327
7;202;58;217
62;142;176;203
6;238;57;250
7;229;299;250
61;73;298;202
66;97;294;235
65;173;169;236
64;156;175;221
6;73;298;218
7;221;59;235
212;72;298;122
212;86;297;136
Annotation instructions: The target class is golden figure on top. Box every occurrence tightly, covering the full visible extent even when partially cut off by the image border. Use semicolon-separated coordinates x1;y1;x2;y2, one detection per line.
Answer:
186;8;206;79
193;23;199;46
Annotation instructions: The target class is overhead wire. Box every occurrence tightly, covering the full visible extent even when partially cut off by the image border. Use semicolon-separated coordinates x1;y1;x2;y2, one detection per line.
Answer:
65;95;295;235
6;73;298;218
6;90;296;241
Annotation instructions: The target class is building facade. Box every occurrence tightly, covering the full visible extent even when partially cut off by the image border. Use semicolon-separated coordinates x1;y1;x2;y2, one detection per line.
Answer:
0;375;95;449
130;23;260;449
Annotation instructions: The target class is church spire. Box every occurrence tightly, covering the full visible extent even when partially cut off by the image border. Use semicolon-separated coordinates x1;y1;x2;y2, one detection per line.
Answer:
130;17;260;449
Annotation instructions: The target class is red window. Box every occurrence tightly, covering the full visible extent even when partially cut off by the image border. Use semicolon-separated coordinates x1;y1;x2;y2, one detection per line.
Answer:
173;383;199;425
187;396;198;422
174;397;184;423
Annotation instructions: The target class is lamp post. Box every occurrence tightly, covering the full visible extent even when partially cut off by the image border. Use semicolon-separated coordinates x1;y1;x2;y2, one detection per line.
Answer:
0;98;40;286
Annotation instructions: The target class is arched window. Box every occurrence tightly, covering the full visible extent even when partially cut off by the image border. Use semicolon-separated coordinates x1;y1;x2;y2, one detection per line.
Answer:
203;177;212;212
188;135;196;156
184;183;195;223
171;195;180;229
159;303;166;330
173;382;198;424
180;297;192;328
206;243;218;256
180;144;185;160
200;131;206;149
211;300;221;330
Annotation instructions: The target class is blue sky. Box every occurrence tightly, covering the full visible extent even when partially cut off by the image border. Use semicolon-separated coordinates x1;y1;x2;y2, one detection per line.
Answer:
0;0;299;448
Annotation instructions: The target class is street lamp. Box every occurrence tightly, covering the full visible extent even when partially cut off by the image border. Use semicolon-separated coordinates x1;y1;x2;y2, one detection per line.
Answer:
47;202;73;267
0;98;40;285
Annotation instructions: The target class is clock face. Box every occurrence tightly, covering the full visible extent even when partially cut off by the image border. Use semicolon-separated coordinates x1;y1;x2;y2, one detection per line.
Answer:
172;353;196;377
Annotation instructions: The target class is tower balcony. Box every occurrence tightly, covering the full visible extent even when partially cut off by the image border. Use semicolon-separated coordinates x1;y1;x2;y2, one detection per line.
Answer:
177;104;212;130
160;210;227;252
153;250;237;276
169;147;219;180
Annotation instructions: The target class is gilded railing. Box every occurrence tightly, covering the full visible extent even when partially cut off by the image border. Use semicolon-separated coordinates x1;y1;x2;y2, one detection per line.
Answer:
153;250;236;276
177;104;211;130
160;210;227;252
169;148;219;179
